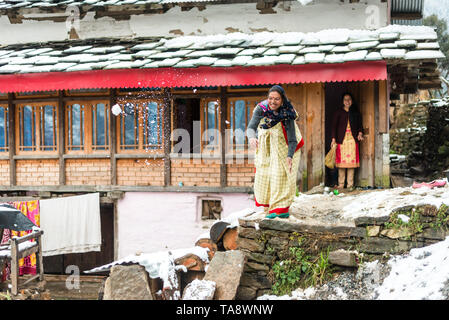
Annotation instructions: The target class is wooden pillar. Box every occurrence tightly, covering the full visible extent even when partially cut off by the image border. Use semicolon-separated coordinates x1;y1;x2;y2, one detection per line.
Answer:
219;87;227;188
110;90;117;185
36;233;44;281
304;83;325;190
359;81;375;187
163;90;171;187
376;80;390;188
7;93;15;186
58;91;66;185
10;237;18;295
285;84;307;191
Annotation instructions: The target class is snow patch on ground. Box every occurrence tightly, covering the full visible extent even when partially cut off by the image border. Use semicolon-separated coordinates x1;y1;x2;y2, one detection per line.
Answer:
258;237;449;300
182;279;216;300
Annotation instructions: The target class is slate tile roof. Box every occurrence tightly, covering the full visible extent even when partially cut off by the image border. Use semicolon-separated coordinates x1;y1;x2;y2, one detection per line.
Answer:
0;25;444;89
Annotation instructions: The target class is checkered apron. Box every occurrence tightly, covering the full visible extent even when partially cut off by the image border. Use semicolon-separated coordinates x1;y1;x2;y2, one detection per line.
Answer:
254;118;302;214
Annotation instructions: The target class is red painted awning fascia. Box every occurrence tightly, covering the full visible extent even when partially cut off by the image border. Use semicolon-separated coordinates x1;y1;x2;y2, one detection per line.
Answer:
0;60;387;93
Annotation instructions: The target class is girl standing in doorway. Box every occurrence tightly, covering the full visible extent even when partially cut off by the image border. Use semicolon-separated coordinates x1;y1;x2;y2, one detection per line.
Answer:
331;92;364;190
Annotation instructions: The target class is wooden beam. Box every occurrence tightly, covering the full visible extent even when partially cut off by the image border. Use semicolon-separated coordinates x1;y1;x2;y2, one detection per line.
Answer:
110;89;117;185
8;93;15;186
374;81;383;187
219;87;227;188
0;184;252;193
163;90;172;186
58;91;66;185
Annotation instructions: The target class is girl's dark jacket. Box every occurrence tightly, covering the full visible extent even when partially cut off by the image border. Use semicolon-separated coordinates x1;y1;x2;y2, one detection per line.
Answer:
331;106;363;145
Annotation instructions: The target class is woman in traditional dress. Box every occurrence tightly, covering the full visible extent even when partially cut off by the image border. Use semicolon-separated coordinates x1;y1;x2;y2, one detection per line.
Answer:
247;85;304;219
331;92;364;190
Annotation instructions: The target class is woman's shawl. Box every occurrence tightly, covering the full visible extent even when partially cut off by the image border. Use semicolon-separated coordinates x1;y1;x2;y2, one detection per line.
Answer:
257;99;298;129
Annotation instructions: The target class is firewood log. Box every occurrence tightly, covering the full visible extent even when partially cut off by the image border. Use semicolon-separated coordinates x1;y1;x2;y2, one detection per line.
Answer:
223;227;238;251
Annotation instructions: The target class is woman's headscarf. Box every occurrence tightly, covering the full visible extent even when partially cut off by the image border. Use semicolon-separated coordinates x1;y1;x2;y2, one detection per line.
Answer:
257;85;298;129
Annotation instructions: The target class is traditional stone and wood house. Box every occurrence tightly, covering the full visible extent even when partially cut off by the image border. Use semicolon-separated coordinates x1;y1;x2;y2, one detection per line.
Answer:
0;0;444;272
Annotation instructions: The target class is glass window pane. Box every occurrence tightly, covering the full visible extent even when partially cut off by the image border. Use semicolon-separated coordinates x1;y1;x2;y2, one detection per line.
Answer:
122;102;137;149
206;101;217;145
0;107;6;149
23;105;34;150
70;104;83;150
146;102;158;145
42;105;55;149
234;100;246;145
93;103;107;148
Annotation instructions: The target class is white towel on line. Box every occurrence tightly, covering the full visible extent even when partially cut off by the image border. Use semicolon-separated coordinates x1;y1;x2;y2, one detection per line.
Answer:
40;193;102;257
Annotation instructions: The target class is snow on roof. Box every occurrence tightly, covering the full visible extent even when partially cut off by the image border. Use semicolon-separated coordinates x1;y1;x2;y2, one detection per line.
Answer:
84;246;210;288
0;25;441;76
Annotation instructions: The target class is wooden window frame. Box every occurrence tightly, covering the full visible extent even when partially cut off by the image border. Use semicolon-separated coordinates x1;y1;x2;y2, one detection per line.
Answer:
226;85;272;93
171;87;220;95
227;96;263;154
64;89;110;97
15;91;58;99
0;104;8;153
200;97;221;154
0;93;7;100
64;100;110;155
15;102;59;155
115;88;163;97
115;98;165;154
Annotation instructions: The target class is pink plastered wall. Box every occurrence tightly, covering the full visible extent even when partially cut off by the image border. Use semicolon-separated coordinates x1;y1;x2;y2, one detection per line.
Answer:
116;192;254;258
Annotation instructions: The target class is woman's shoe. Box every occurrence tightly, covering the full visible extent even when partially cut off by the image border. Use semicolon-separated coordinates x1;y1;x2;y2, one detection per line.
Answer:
277;213;290;219
265;212;289;219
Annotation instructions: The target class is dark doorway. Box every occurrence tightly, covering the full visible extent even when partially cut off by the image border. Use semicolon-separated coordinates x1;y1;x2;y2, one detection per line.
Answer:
173;98;201;154
324;83;354;187
43;202;114;275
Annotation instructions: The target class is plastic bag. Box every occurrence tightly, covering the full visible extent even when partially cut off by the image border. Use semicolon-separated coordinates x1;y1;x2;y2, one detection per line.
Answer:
325;144;336;169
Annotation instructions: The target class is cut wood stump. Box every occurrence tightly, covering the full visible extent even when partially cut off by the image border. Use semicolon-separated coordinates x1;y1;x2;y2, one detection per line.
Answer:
195;238;218;260
223;227;238;251
175;253;207;272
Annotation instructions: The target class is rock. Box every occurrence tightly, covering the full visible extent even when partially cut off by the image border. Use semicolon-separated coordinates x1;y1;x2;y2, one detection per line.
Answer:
239;272;272;289
267;237;289;251
203;250;246;300
236;237;265;253
328;249;358;267
416;204;438;217
380;227;415;239
243;262;270;273
182;279;216;300
243;252;275;264
238;226;261;239
419;228;449;241
235;285;257;300
366;225;381;237
103;264;153;300
354;215;390;227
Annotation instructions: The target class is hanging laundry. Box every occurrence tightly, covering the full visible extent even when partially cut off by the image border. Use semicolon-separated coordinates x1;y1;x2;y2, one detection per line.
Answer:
10;201;40;276
39;193;102;257
1;228;11;282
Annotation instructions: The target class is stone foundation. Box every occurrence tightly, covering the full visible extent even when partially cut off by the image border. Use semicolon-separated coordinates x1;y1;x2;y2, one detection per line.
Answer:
235;203;449;300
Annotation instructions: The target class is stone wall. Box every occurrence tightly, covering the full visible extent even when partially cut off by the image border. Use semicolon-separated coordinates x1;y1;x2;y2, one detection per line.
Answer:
235;203;449;300
390;98;449;179
389;104;428;156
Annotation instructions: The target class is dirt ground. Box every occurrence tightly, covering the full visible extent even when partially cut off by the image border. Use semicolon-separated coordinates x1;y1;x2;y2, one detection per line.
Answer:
0;274;105;300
